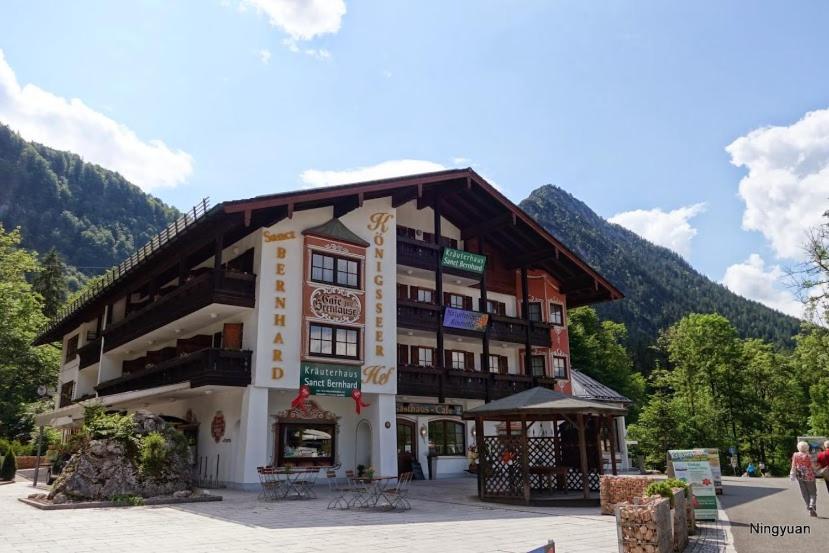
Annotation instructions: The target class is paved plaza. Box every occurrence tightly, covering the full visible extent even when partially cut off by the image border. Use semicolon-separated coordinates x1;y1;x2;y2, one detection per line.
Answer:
2;476;619;553
1;474;738;553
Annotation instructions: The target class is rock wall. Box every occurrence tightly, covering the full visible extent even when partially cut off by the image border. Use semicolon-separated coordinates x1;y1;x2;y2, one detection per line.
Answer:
49;411;192;502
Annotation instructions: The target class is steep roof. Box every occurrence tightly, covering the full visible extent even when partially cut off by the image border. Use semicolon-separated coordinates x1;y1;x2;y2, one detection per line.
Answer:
302;218;370;247
571;369;631;404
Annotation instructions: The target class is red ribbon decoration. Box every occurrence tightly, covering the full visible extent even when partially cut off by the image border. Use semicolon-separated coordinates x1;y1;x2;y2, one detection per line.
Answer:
291;385;311;412
351;388;369;414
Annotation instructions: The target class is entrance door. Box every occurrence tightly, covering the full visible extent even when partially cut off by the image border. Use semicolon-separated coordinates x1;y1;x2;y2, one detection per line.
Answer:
397;419;417;475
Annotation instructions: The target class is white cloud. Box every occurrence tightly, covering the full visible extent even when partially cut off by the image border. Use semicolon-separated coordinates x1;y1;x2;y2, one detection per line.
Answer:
726;108;829;259
242;0;344;58
452;156;471;165
242;0;345;40
609;203;707;259
257;48;272;64
300;159;448;188
722;254;802;318
0;50;192;191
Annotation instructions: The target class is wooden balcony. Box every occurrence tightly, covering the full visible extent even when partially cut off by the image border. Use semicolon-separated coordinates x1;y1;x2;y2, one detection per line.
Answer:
397;301;551;346
397;365;554;400
103;269;256;352
490;315;551;347
96;348;251;397
77;339;102;369
396;237;482;279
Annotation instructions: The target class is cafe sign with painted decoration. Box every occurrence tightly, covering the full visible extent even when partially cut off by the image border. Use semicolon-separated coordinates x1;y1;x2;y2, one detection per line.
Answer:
441;247;487;273
310;287;361;323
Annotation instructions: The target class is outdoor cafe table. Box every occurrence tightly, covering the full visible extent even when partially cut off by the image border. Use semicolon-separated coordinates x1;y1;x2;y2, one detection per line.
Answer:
349;476;398;509
273;467;321;499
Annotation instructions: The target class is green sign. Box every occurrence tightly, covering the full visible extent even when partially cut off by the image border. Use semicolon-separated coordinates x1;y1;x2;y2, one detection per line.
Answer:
441;247;486;273
668;449;718;521
299;362;361;397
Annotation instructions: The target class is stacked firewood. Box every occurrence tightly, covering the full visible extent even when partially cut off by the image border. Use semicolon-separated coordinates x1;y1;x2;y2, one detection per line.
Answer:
600;475;659;515
615;496;672;553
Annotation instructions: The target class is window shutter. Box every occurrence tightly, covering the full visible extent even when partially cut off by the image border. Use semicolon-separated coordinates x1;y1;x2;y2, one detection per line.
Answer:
397;344;409;366
499;356;508;374
465;352;475;370
498;302;506;316
397;284;408;300
443;292;451;306
410;346;420;365
463;296;473;311
430;348;437;367
444;349;452;368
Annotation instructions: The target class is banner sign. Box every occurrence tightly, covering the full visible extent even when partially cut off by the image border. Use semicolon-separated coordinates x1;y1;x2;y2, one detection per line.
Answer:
703;448;723;494
668;449;718;520
443;307;489;332
299;362;361;397
396;402;463;417
441;247;487;273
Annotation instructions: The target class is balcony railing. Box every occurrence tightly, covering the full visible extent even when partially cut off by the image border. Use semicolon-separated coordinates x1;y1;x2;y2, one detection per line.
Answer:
96;348;252;397
103;269;256;351
397;365;555;400
490;315;551;347
397;301;551;346
396;237;482;278
77;339;102;369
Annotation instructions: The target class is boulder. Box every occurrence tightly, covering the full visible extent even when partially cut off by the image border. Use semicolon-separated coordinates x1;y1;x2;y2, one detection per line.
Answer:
49;411;193;501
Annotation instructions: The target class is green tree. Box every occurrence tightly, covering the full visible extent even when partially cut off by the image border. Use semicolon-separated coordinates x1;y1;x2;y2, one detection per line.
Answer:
568;306;646;415
0;225;60;438
32;248;68;318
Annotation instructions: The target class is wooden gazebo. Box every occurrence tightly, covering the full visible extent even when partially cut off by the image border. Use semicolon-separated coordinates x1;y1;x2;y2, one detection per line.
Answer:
463;387;627;505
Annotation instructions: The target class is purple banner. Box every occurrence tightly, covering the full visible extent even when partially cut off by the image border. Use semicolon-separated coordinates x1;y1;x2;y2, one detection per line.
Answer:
443;307;489;332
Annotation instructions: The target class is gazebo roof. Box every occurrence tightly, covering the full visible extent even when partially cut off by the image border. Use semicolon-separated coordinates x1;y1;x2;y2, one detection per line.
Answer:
462;386;627;419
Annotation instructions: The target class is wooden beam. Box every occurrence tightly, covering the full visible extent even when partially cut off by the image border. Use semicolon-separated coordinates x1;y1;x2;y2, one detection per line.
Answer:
475;417;485;498
521;416;530;505
461;212;517;240
507;248;559;269
333;195;360;218
608;415;618;476
521;267;531;376
594;415;603;476
577;413;590;499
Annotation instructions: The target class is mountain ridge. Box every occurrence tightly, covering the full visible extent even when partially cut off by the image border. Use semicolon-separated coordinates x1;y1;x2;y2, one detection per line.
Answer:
519;184;801;369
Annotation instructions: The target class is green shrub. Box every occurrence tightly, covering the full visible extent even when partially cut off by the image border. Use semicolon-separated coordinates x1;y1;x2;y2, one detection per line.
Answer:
111;494;144;506
0;438;9;457
83;408;138;457
645;481;675;506
665;478;689;494
0;450;16;481
139;432;168;478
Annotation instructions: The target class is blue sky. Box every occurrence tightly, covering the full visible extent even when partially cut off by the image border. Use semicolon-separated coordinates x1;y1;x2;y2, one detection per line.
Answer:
3;0;829;317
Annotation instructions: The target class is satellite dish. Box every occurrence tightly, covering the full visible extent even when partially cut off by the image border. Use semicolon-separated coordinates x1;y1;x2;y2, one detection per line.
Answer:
37;385;48;397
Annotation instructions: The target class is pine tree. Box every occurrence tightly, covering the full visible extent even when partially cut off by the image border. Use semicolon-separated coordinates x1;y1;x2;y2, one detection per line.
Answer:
32;248;68;319
0;449;16;481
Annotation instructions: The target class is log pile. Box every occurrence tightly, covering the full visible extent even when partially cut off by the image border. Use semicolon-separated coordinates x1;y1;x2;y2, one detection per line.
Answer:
615;496;672;553
600;475;661;515
670;489;688;552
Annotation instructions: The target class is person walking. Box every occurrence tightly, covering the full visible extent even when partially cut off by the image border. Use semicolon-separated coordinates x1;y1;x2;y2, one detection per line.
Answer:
790;441;818;517
816;440;829;494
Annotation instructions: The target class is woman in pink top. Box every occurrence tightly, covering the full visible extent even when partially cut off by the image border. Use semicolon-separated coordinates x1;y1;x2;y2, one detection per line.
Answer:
790;441;817;517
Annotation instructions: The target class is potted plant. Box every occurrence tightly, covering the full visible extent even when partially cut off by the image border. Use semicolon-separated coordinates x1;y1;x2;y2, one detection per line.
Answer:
365;466;375;479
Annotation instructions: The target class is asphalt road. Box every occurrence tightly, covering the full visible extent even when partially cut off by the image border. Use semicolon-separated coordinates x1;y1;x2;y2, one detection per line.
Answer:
719;475;829;552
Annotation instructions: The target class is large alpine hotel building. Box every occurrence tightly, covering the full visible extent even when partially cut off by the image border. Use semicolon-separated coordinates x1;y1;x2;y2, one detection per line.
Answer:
35;169;630;488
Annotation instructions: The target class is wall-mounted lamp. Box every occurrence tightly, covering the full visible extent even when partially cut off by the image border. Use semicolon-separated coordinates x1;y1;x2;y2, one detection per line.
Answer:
419;425;427;438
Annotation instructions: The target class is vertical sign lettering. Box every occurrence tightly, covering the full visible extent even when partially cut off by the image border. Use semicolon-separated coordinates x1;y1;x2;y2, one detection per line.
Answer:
367;212;393;359
268;233;294;380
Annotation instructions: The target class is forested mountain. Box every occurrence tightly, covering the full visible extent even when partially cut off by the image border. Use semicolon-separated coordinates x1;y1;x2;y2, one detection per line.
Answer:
0;123;178;284
520;185;802;370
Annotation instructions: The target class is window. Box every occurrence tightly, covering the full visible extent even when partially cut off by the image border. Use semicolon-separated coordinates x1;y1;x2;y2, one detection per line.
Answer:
279;423;335;465
309;323;359;359
450;351;466;370
552;356;567;379
65;334;79;363
417;347;434;367
448;294;466;309
530;355;546;377
527;302;543;322
428;420;466;456
550;303;564;326
488;354;508;374
486;300;506;316
416;288;434;304
311;252;360;288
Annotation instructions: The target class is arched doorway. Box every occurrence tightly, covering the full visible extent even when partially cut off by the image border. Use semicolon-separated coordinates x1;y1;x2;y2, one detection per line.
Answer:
355;420;372;470
396;419;417;476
